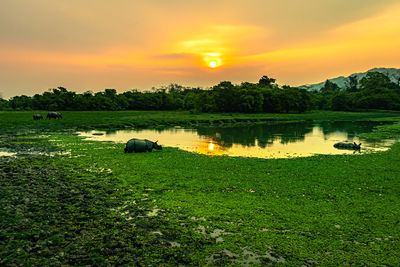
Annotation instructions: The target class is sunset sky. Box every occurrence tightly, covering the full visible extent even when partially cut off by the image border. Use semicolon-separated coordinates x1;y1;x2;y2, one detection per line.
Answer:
1;0;400;98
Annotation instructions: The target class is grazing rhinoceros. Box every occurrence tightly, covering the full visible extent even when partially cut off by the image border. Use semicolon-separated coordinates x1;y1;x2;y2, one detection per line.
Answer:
47;111;62;119
124;139;162;153
33;114;43;120
334;142;362;150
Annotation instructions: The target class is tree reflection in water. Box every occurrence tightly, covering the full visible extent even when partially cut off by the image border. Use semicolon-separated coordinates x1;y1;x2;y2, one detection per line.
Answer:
80;120;394;159
195;121;390;149
196;121;314;148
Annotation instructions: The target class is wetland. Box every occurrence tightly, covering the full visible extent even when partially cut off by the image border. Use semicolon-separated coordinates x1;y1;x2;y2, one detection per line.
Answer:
1;110;400;265
79;120;396;158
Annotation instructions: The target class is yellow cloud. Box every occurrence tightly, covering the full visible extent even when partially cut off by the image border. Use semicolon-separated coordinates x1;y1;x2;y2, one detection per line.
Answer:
156;24;270;69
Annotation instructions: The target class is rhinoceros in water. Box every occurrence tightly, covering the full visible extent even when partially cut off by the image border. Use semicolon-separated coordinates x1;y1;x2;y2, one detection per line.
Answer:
334;142;362;150
124;139;162;153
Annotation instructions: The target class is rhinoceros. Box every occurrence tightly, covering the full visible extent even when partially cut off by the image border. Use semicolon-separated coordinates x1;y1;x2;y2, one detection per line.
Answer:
124;139;162;153
33;114;43;120
47;111;62;119
333;142;362;150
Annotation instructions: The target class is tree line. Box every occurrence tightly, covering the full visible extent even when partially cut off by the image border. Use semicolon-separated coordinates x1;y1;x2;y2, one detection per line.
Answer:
314;72;400;111
0;76;312;113
2;72;400;113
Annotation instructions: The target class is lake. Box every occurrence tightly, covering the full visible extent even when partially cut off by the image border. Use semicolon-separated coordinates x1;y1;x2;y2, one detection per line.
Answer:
78;121;396;159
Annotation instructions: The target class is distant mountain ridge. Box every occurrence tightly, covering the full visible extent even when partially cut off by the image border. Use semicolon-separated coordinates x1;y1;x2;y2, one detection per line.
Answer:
299;67;400;91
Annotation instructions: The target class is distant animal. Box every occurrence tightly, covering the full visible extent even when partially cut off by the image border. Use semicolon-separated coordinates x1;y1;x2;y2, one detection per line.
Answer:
33;114;43;120
334;142;362;150
124;138;162;153
46;111;62;119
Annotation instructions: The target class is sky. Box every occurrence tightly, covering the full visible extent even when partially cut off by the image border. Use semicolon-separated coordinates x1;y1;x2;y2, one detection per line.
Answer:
1;0;400;98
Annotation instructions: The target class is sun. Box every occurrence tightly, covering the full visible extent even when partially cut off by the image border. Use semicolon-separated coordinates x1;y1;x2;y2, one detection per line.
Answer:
203;53;222;69
208;60;218;68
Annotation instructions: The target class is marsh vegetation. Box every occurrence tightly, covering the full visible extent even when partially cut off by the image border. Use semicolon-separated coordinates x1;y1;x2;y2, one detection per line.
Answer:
1;110;400;265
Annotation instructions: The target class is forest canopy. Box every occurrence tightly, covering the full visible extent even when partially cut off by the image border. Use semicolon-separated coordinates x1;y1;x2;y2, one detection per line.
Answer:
2;72;400;113
314;72;400;111
1;76;311;113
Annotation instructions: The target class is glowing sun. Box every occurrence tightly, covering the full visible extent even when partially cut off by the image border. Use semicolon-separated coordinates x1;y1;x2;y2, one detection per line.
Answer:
208;60;218;68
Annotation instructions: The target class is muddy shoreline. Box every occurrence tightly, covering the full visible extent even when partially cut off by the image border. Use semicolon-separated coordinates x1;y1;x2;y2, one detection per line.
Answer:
0;137;198;265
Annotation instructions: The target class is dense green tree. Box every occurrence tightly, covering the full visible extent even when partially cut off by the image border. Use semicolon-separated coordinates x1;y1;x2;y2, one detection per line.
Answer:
183;91;198;110
238;83;263;113
212;81;238;112
258;75;276;87
359;72;395;90
347;75;358;92
320;80;340;94
9;95;32;110
93;91;120;110
331;92;352;111
279;87;311;113
0;98;8;110
195;91;216;112
76;91;96;110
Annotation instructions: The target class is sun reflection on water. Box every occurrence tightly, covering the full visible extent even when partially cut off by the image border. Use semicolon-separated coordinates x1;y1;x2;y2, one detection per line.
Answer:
208;141;214;151
195;139;226;156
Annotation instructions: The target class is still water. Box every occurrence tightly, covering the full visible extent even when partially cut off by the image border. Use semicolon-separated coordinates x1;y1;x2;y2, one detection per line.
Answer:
78;121;396;159
0;151;16;157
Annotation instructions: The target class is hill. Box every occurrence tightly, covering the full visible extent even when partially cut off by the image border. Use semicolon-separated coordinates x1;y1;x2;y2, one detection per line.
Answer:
299;67;400;91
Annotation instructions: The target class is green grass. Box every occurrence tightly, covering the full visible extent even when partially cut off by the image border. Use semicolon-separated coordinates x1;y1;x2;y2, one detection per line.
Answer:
1;110;399;133
1;110;400;265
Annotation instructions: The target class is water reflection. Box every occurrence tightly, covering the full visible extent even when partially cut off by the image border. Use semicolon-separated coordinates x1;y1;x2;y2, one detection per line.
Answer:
318;121;389;139
196;121;314;148
78;121;397;159
0;151;16;157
